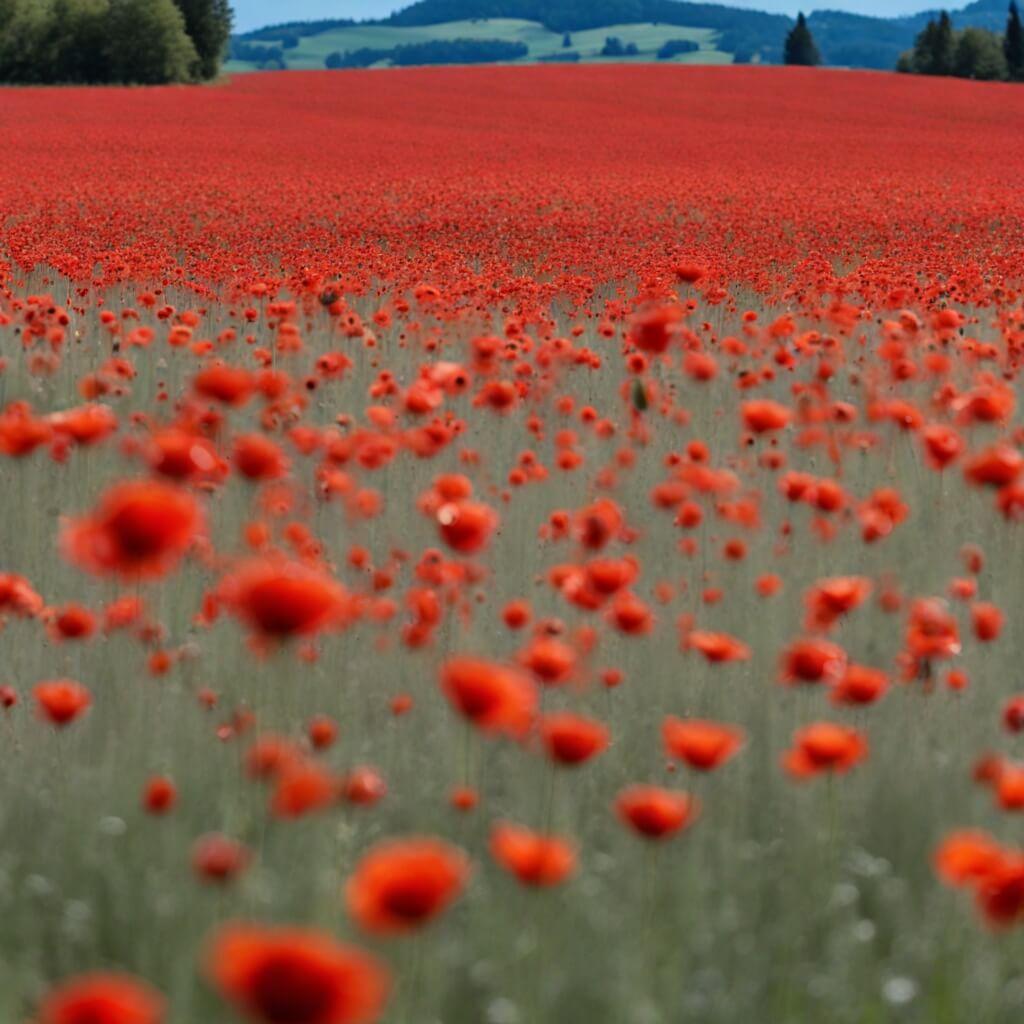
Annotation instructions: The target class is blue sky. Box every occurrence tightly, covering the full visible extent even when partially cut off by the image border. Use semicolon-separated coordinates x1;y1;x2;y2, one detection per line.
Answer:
231;0;952;33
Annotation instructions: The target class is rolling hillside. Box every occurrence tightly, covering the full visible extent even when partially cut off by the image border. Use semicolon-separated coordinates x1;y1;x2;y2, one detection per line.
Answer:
226;19;731;72
229;0;1017;71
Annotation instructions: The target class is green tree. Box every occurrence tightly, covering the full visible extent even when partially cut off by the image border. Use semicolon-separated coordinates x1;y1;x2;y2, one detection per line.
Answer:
51;0;109;83
930;12;956;75
935;11;956;73
955;26;1008;80
1006;0;1024;80
784;12;820;66
0;0;54;83
170;0;232;79
908;13;956;75
911;18;937;72
105;0;198;83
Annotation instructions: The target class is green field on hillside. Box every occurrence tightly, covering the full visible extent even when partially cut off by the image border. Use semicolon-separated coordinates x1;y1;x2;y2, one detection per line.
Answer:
226;19;732;71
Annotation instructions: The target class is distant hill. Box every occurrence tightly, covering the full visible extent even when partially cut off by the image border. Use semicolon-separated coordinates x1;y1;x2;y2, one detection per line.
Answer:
233;0;1017;71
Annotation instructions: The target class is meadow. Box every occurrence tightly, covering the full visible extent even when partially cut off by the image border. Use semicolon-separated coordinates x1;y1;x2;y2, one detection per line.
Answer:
2;65;1024;1024
224;19;726;70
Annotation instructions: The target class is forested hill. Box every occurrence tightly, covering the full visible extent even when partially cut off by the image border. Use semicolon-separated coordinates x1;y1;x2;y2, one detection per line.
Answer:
238;0;1015;70
384;0;787;35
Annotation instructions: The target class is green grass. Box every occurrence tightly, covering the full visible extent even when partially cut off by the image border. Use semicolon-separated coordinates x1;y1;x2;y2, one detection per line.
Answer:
2;275;1024;1022
229;19;731;71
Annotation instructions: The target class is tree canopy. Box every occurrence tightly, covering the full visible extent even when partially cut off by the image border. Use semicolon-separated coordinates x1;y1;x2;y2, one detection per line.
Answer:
0;0;232;83
1006;0;1024;78
326;37;527;68
898;6;1019;81
784;12;821;66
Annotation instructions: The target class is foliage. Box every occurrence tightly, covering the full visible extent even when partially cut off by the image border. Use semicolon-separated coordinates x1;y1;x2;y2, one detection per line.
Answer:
104;0;198;84
326;37;528;68
899;8;1018;81
170;0;232;79
374;0;788;61
784;12;820;66
231;0;1024;70
601;35;639;56
956;25;1009;78
657;38;699;58
1006;0;1024;78
0;0;227;83
909;11;957;75
242;17;357;41
231;38;285;66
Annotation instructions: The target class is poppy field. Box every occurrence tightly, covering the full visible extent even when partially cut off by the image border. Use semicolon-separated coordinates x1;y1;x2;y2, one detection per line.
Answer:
4;64;1024;1024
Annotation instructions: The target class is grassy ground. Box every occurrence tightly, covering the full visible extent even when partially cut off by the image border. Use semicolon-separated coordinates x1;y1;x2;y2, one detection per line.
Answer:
0;275;1023;1023
225;19;730;72
2;65;1024;1024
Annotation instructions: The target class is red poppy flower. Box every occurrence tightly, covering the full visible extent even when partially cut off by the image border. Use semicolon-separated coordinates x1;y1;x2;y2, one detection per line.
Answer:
572;499;623;551
741;399;792;434
50;603;97;642
308;715;339;750
519;637;576;685
783;723;867;778
206;923;389;1024
935;830;1006;887
245;734;302;780
233;433;289;481
345;837;470;935
0;401;51;456
341;766;387;807
687;631;751;663
662;717;745;771
905;598;961;661
49;403;118;446
1004;696;1024;734
37;972;165;1024
142;776;177;815
449;786;479;812
540;713;610;766
628;303;683;354
271;762;339;819
194;364;254;406
615;785;699;840
0;572;44;618
436;500;498;555
490;822;576;886
192;833;251;884
921;423;964;470
804;577;871;631
34;679;92;727
147;428;225;482
971;602;1003;642
831;664;888;706
61;480;202;580
976;858;1024;927
439;656;536;738
779;637;847;686
219;559;349;640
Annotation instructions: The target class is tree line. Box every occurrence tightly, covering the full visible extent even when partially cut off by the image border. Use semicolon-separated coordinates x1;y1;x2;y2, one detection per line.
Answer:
897;4;1024;81
325;38;527;69
783;12;819;66
781;3;1024;80
0;0;231;84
